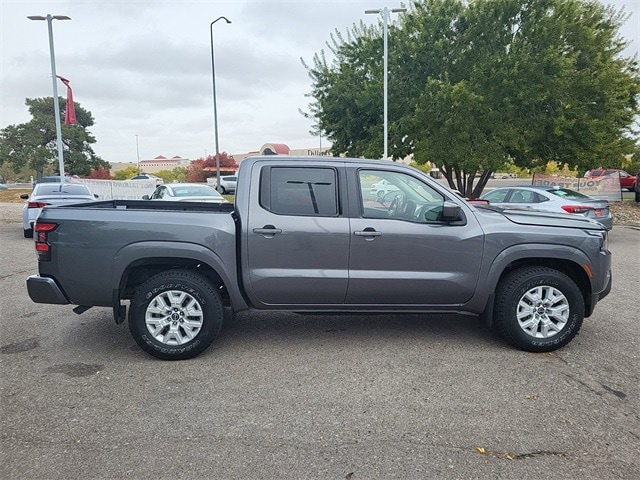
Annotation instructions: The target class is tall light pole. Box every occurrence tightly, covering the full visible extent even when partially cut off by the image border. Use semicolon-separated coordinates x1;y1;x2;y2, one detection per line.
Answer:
210;16;231;191
365;6;406;160
27;14;71;179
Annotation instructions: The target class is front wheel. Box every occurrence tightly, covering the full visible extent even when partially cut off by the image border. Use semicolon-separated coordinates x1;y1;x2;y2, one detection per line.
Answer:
129;269;224;360
494;266;584;352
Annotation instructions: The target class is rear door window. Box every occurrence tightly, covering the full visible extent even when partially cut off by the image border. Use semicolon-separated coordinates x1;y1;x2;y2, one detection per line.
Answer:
260;167;338;216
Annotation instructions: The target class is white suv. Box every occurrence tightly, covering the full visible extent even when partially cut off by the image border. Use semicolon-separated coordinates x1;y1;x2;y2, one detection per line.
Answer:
217;175;237;194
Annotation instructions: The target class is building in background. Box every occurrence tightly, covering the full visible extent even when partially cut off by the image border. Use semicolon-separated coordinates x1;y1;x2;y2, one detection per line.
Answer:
110;144;333;175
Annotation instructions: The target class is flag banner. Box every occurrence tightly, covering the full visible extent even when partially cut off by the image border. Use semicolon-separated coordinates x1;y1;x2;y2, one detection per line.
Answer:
56;75;77;125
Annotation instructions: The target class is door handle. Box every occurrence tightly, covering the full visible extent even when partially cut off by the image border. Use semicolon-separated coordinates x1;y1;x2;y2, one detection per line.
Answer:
253;225;282;236
354;229;382;237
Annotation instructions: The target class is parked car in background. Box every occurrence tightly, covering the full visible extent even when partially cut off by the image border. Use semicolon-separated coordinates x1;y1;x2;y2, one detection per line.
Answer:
129;174;163;185
584;168;636;191
0;183;8;190
20;182;98;238
480;185;613;230
369;179;401;199
216;175;237;194
142;183;228;203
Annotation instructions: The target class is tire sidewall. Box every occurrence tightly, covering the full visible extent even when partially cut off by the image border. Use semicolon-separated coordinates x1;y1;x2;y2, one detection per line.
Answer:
496;268;584;352
129;271;223;360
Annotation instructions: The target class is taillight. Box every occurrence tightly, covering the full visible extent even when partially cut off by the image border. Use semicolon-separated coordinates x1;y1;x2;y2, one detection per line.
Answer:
561;205;594;214
34;222;58;261
28;201;49;208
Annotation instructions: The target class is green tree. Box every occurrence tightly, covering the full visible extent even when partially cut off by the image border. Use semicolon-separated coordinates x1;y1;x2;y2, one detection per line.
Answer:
304;0;640;197
0;97;109;179
113;165;139;180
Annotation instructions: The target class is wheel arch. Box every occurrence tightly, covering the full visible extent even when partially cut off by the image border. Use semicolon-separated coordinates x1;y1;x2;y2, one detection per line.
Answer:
478;245;593;326
110;241;248;312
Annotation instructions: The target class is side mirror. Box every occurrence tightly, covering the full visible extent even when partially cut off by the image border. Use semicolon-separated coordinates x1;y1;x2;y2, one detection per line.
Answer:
142;195;150;200
93;194;99;199
441;201;462;221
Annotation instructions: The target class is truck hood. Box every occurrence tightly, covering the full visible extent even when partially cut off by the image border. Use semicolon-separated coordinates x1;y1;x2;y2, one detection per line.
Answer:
477;205;605;230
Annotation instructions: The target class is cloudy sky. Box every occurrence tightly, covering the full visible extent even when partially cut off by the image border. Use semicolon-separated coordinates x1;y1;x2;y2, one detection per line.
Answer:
1;0;638;165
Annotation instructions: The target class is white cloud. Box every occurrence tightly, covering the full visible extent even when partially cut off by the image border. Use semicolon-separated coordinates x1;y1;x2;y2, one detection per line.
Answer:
1;0;638;165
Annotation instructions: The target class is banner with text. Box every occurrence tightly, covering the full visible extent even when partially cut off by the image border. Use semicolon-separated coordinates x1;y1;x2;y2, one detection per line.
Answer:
532;174;622;201
80;179;157;200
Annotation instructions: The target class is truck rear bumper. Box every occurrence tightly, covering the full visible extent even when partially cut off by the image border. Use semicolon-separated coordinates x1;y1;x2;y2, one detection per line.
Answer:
26;275;70;305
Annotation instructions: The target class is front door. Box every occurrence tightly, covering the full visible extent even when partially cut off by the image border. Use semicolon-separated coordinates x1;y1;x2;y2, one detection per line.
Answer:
346;169;484;306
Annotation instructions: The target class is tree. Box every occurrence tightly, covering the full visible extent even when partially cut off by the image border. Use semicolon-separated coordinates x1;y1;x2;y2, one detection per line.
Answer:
185;154;237;183
0;97;109;179
89;167;112;179
113;165;139;180
304;0;640;197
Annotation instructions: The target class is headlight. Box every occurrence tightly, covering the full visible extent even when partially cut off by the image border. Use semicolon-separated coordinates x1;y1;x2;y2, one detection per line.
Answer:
587;230;608;252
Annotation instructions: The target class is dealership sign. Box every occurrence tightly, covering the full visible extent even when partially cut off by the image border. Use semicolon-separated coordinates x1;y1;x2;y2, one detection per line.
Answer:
80;179;157;200
532;173;622;201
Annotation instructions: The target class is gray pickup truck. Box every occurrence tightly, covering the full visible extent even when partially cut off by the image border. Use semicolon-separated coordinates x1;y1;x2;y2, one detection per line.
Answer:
26;156;612;360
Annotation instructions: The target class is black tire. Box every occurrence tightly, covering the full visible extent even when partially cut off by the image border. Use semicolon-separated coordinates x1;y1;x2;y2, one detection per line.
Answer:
24;228;33;239
128;269;224;360
494;266;584;352
219;186;227;194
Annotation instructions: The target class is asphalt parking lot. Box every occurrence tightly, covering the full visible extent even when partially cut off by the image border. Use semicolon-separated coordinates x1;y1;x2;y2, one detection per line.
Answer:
0;204;638;479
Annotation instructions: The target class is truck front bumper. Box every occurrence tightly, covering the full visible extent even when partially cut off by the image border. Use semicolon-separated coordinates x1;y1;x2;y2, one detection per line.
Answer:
26;275;70;305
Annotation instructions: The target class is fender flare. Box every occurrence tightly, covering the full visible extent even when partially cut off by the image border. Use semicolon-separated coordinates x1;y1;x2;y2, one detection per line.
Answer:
108;240;248;312
468;243;593;315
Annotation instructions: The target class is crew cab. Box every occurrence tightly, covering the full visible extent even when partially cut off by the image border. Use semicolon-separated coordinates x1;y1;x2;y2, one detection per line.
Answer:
26;156;612;360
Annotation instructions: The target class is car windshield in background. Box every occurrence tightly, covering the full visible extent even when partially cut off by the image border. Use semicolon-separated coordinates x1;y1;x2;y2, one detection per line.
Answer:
173;186;222;197
546;188;591;200
34;184;92;195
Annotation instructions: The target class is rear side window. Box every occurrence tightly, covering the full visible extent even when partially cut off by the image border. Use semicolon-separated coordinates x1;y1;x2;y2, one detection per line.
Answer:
260;167;338;216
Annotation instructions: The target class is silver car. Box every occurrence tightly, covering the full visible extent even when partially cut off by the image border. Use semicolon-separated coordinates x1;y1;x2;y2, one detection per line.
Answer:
21;182;98;238
480;185;613;230
216;175;237;194
143;183;228;203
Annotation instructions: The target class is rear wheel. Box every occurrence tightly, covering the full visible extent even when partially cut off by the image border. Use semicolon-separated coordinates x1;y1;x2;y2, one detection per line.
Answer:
494;266;584;352
129;269;224;360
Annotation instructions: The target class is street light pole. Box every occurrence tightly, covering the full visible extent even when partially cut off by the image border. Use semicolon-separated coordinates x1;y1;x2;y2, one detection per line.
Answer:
28;14;71;179
365;6;406;160
210;16;231;191
135;135;141;174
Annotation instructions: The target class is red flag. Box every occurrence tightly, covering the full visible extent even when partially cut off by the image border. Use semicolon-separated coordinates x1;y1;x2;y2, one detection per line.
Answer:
56;75;76;125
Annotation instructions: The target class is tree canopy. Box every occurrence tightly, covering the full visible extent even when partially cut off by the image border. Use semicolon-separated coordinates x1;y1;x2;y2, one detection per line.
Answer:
0;97;109;179
186;153;238;183
304;0;640;197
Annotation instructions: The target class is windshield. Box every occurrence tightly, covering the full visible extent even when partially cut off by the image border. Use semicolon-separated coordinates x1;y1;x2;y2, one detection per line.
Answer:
34;184;92;195
173;186;221;197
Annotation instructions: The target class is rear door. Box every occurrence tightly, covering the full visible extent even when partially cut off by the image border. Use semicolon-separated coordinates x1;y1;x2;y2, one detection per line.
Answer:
243;164;350;306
